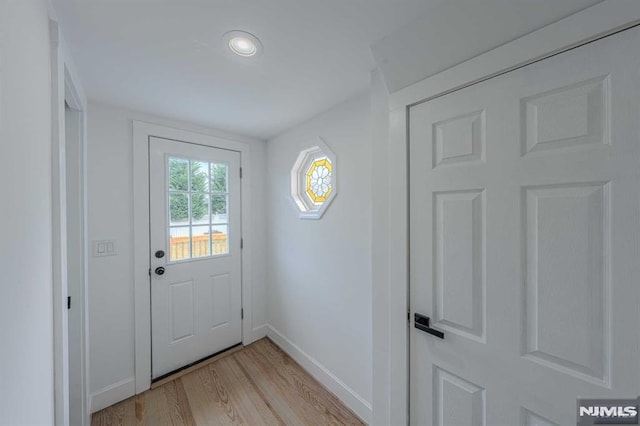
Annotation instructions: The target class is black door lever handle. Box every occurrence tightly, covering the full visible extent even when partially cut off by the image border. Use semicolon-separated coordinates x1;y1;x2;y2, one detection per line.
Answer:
414;313;444;339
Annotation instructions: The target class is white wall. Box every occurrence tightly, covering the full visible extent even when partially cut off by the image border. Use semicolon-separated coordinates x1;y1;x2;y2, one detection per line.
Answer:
86;103;267;408
0;0;55;424
266;94;372;421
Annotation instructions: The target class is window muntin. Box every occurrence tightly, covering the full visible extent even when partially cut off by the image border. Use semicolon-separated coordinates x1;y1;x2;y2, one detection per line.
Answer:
168;157;229;261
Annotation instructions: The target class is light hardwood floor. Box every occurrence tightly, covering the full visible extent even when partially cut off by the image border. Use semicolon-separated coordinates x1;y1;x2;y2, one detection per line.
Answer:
91;338;366;425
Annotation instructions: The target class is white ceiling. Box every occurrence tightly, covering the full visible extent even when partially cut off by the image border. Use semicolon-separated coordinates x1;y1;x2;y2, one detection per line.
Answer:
53;0;602;139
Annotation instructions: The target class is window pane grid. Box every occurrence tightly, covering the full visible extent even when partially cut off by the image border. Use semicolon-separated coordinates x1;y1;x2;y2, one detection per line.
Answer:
168;157;229;261
168;190;228;194
169;223;228;228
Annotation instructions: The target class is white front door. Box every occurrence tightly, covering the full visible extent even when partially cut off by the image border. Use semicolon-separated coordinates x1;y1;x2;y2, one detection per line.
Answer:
149;136;242;379
409;27;640;425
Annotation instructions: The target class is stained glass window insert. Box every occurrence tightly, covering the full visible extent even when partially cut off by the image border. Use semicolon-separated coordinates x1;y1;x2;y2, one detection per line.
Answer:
290;140;336;219
305;158;333;204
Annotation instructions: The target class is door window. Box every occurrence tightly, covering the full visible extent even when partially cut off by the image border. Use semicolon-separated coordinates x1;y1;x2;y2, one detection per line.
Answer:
168;157;229;261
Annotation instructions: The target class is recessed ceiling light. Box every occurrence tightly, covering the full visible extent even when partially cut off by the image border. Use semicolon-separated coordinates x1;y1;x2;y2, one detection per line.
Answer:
223;31;263;58
229;37;256;56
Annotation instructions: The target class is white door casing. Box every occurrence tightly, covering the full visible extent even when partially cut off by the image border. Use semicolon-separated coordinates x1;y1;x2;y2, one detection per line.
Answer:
409;26;640;426
65;102;87;426
133;121;255;396
149;137;242;378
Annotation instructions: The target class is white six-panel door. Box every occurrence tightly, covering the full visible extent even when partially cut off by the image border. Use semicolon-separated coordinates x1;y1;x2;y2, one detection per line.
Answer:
149;136;242;379
409;27;640;425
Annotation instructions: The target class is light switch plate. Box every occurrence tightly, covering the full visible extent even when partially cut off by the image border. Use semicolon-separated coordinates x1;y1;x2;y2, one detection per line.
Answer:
92;240;117;257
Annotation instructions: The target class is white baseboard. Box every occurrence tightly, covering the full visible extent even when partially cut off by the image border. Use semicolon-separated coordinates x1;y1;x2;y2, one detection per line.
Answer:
86;395;92;426
251;324;269;341
266;325;372;424
90;377;135;413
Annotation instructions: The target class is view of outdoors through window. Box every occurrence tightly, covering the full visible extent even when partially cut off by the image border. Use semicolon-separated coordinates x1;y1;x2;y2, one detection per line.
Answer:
168;157;229;261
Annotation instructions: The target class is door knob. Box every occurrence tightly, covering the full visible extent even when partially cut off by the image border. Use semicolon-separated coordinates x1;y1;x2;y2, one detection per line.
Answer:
155;250;165;259
414;313;444;339
154;266;166;276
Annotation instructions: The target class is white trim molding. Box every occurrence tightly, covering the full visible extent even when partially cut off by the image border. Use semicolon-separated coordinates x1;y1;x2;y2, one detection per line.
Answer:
266;326;372;424
133;121;256;394
289;137;338;219
50;17;90;426
90;377;135;414
251;324;269;341
374;1;640;424
50;19;70;426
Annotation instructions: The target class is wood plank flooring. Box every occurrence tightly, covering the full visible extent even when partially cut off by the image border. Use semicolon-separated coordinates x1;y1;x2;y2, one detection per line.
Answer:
91;338;366;426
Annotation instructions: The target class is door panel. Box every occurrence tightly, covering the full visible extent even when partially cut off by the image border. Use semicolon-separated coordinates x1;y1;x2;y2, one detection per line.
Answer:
211;273;231;328
168;280;195;343
523;183;607;382
434;367;486;426
150;137;242;378
433;189;485;342
410;27;640;425
521;76;608;154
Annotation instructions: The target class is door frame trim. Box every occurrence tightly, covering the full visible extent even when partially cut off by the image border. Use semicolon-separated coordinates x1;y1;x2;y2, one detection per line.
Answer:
50;19;90;426
374;2;640;424
133;121;254;393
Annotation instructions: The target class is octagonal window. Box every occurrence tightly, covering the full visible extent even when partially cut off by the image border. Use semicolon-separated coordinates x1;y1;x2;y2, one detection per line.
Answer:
290;139;337;219
306;157;333;204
